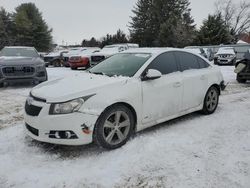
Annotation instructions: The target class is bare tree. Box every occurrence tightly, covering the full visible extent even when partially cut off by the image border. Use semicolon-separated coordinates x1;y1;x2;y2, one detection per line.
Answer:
215;0;250;36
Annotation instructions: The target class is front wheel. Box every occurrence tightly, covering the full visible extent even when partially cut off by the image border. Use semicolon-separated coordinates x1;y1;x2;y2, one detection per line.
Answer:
201;86;219;115
94;105;135;150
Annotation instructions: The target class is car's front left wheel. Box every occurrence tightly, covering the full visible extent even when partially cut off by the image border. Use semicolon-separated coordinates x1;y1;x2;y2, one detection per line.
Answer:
94;104;135;149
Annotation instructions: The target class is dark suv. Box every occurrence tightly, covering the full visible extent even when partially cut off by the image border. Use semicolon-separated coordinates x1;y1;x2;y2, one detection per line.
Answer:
235;49;250;83
0;46;47;87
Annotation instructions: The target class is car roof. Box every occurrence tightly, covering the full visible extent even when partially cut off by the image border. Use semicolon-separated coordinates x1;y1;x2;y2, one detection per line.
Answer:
4;46;33;48
120;47;198;56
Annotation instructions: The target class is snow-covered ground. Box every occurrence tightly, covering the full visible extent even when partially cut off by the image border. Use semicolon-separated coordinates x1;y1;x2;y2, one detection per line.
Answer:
0;66;250;188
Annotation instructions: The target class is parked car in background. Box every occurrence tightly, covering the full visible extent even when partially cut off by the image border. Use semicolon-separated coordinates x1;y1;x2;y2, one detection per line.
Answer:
62;48;91;67
90;43;139;66
69;48;100;70
234;49;250;83
214;47;237;65
44;50;68;67
24;48;224;149
0;46;47;87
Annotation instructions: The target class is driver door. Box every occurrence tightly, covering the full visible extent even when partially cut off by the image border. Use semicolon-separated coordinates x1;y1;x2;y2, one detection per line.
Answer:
141;52;183;127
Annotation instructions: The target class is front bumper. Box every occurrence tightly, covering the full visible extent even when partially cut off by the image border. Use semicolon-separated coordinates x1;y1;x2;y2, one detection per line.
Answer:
24;100;99;145
216;57;235;65
0;67;47;84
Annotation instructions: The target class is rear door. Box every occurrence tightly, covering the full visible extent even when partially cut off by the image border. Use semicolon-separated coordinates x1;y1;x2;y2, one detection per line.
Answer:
174;51;209;111
141;52;183;125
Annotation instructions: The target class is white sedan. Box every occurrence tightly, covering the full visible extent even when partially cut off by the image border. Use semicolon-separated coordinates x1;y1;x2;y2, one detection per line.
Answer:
24;48;225;149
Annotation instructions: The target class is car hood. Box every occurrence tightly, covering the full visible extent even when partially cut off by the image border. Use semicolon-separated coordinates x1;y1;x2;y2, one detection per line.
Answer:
216;50;235;55
0;56;43;66
31;72;129;103
44;52;60;57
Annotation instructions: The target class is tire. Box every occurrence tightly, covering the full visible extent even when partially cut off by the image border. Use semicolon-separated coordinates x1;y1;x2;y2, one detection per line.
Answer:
201;86;219;115
71;67;77;70
53;60;61;67
93;104;135;150
214;59;218;65
237;74;247;83
0;83;3;88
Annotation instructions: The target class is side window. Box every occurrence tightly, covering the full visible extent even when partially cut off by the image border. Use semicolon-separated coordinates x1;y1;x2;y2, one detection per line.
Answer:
147;52;178;75
197;57;210;68
175;52;200;71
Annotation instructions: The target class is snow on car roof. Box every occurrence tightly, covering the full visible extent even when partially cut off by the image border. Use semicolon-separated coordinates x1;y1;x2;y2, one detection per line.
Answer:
216;47;235;55
4;46;34;49
120;47;199;56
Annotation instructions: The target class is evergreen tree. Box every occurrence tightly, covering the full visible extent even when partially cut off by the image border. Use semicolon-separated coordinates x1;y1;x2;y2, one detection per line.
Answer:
129;0;196;47
0;7;15;49
129;0;155;47
101;29;128;47
13;3;52;51
195;13;232;45
112;29;128;44
81;37;100;47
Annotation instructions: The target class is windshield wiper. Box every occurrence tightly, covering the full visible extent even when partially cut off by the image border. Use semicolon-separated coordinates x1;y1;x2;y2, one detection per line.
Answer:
88;71;105;75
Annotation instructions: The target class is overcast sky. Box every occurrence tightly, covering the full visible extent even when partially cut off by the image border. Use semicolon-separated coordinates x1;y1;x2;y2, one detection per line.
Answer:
0;0;237;45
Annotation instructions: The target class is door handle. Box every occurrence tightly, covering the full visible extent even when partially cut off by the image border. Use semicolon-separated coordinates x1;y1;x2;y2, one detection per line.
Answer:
173;82;181;88
200;75;206;80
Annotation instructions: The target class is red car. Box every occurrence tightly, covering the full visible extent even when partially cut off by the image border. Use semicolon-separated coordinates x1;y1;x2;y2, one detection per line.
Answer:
69;56;90;70
68;48;100;70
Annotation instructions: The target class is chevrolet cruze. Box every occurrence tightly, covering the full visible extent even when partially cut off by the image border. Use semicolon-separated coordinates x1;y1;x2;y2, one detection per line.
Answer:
24;48;225;149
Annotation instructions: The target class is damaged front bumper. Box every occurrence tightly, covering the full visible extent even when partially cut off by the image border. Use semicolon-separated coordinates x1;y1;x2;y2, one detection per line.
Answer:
24;101;99;146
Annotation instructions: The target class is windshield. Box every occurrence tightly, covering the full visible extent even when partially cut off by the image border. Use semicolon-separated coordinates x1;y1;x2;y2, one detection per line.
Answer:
0;47;39;58
89;53;151;77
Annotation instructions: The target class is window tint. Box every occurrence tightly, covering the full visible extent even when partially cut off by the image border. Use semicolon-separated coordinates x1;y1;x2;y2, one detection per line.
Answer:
197;57;210;68
175;52;200;71
147;52;178;75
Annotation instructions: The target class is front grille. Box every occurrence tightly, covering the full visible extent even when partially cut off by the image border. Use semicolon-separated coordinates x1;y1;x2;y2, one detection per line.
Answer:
91;55;105;62
219;54;231;58
2;66;35;77
25;101;42;116
26;123;39;136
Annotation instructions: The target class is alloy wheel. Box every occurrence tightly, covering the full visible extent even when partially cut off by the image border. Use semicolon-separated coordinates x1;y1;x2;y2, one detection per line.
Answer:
206;88;218;112
103;111;131;145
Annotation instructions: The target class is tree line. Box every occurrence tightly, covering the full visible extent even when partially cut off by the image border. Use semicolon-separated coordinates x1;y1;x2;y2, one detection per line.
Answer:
0;3;52;52
1;0;250;52
83;0;250;48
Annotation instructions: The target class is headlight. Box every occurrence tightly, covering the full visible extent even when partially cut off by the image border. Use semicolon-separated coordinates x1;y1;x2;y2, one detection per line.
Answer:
49;95;95;115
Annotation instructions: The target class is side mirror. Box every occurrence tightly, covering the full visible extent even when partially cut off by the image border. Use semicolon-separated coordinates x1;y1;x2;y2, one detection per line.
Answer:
142;69;162;81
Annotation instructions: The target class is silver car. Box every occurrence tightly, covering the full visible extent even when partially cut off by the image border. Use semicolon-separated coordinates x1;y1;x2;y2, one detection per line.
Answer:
0;46;47;87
